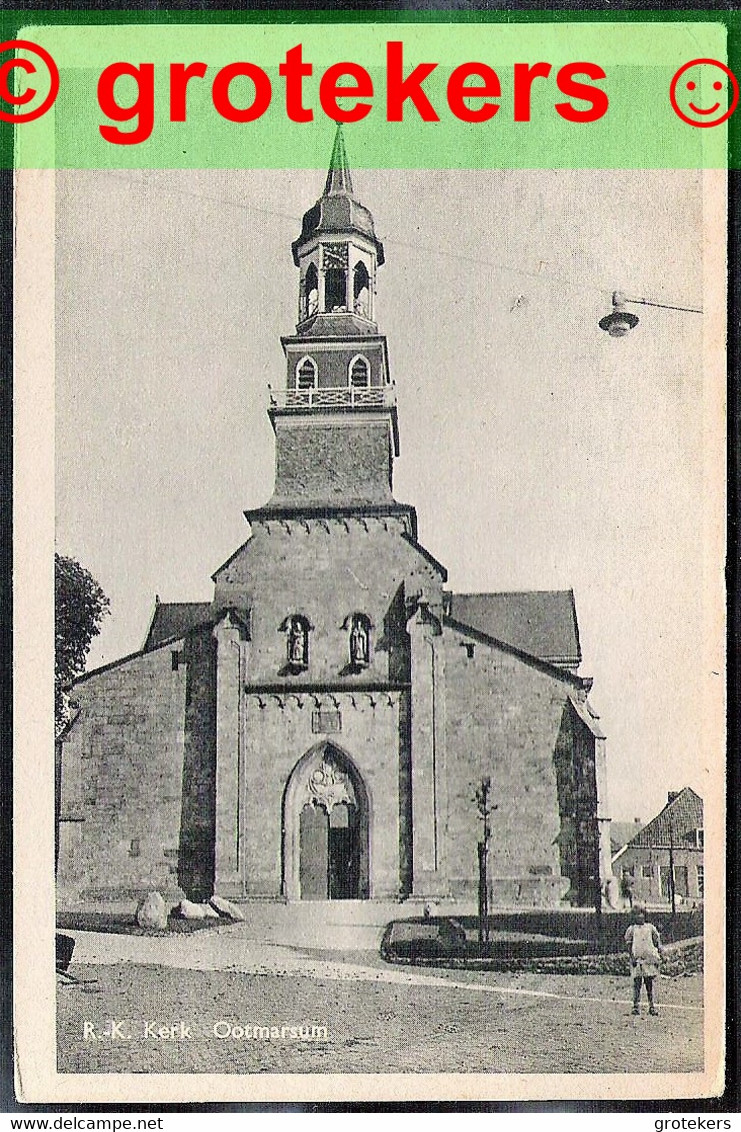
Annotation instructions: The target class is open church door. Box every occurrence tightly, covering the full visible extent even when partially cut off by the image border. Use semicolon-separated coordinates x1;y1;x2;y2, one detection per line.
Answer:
328;802;360;900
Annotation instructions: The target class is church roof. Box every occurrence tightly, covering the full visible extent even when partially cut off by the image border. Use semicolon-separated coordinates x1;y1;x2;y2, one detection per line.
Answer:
446;590;581;667
143;601;211;651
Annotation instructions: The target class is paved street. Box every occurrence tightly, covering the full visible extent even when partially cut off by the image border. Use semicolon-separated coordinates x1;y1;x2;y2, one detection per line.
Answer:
57;924;703;1075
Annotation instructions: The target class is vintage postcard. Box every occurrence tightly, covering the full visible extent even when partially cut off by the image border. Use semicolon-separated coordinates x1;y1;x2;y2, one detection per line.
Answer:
12;15;727;1104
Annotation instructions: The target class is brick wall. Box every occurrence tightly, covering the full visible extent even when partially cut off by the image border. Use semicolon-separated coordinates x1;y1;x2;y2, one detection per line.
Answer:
213;518;441;899
285;343;385;389
442;623;573;904
58;644;191;901
179;627;217;900
240;691;406;898
271;419;394;505
213;518;443;685
617;845;704;904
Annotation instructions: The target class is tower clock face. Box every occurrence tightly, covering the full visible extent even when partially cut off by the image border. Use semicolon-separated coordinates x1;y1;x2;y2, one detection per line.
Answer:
323;243;348;270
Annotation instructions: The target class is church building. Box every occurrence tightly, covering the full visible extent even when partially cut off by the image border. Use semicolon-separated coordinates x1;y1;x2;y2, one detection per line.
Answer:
57;130;612;909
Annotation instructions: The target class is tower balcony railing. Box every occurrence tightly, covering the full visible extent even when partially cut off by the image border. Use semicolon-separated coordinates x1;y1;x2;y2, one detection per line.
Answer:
268;383;397;410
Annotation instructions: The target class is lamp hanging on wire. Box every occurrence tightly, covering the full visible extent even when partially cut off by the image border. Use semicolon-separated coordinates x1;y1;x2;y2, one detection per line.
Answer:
599;292;639;338
599;291;703;338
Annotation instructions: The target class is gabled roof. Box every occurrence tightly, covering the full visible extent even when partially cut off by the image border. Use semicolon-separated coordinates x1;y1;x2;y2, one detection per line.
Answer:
615;787;703;856
443;614;585;689
446;590;581;667
143;601;211;652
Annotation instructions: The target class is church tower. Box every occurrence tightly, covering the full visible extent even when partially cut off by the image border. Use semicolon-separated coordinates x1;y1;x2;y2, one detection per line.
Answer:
58;132;608;913
266;125;400;512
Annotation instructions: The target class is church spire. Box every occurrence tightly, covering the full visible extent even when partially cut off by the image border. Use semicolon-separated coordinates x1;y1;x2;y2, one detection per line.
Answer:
291;129;384;275
260;144;400;513
324;123;354;197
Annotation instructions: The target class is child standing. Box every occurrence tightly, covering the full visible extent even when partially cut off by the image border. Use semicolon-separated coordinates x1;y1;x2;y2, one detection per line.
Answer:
625;904;664;1016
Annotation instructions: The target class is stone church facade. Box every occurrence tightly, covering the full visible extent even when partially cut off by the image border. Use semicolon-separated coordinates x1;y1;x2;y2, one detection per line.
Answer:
57;131;612;909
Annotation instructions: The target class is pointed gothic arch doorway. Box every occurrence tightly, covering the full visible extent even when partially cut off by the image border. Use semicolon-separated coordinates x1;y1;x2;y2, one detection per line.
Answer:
283;743;370;901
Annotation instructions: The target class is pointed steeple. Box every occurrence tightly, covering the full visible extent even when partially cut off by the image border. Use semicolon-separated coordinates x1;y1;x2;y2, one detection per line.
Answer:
292;129;384;268
261;147;400;514
324;123;354;197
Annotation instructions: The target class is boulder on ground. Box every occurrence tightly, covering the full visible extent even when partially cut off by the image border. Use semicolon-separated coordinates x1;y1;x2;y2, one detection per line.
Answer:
136;891;168;930
176;899;207;920
209;894;245;921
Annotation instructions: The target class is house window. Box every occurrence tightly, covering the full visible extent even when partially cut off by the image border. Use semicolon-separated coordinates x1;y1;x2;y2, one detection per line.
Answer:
296;357;318;391
696;864;704;896
641;864;652;879
283;614;311;671
696;828;704;849
349;355;370;388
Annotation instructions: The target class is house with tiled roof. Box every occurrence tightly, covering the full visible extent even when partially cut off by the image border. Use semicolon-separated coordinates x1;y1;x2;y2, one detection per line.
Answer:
56;129;611;910
612;787;703;905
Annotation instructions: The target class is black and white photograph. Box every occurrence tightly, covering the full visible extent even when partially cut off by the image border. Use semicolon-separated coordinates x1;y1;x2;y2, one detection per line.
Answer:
11;51;726;1101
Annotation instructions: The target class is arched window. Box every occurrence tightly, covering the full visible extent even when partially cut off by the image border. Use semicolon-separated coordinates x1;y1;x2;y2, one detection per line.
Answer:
348;355;370;389
345;612;372;668
303;263;319;319
282;614;312;670
296;356;318;391
353;262;370;317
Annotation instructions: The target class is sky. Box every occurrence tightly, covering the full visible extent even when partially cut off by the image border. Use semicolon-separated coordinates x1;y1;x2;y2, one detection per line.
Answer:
54;157;721;824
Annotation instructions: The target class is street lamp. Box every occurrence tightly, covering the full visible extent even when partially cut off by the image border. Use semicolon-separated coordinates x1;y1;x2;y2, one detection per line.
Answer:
598;290;703;338
599;292;639;337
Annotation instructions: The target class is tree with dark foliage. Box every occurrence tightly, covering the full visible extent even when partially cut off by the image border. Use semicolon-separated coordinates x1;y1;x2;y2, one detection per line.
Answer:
55;554;110;735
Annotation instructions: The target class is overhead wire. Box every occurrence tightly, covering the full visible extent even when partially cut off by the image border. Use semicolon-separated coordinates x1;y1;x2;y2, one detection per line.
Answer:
99;169;704;314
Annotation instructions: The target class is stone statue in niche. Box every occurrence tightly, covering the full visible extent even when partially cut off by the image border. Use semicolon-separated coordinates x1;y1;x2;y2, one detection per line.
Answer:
350;616;369;667
288;616;308;666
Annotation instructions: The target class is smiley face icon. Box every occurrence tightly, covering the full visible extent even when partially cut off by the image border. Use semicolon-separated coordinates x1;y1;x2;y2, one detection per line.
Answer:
670;58;739;127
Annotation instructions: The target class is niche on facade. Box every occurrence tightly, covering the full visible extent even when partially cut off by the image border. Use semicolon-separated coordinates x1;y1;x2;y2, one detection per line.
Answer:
342;612;372;670
280;614;313;673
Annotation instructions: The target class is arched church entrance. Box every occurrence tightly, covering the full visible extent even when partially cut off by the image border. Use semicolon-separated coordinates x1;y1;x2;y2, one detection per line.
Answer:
283;743;370;901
